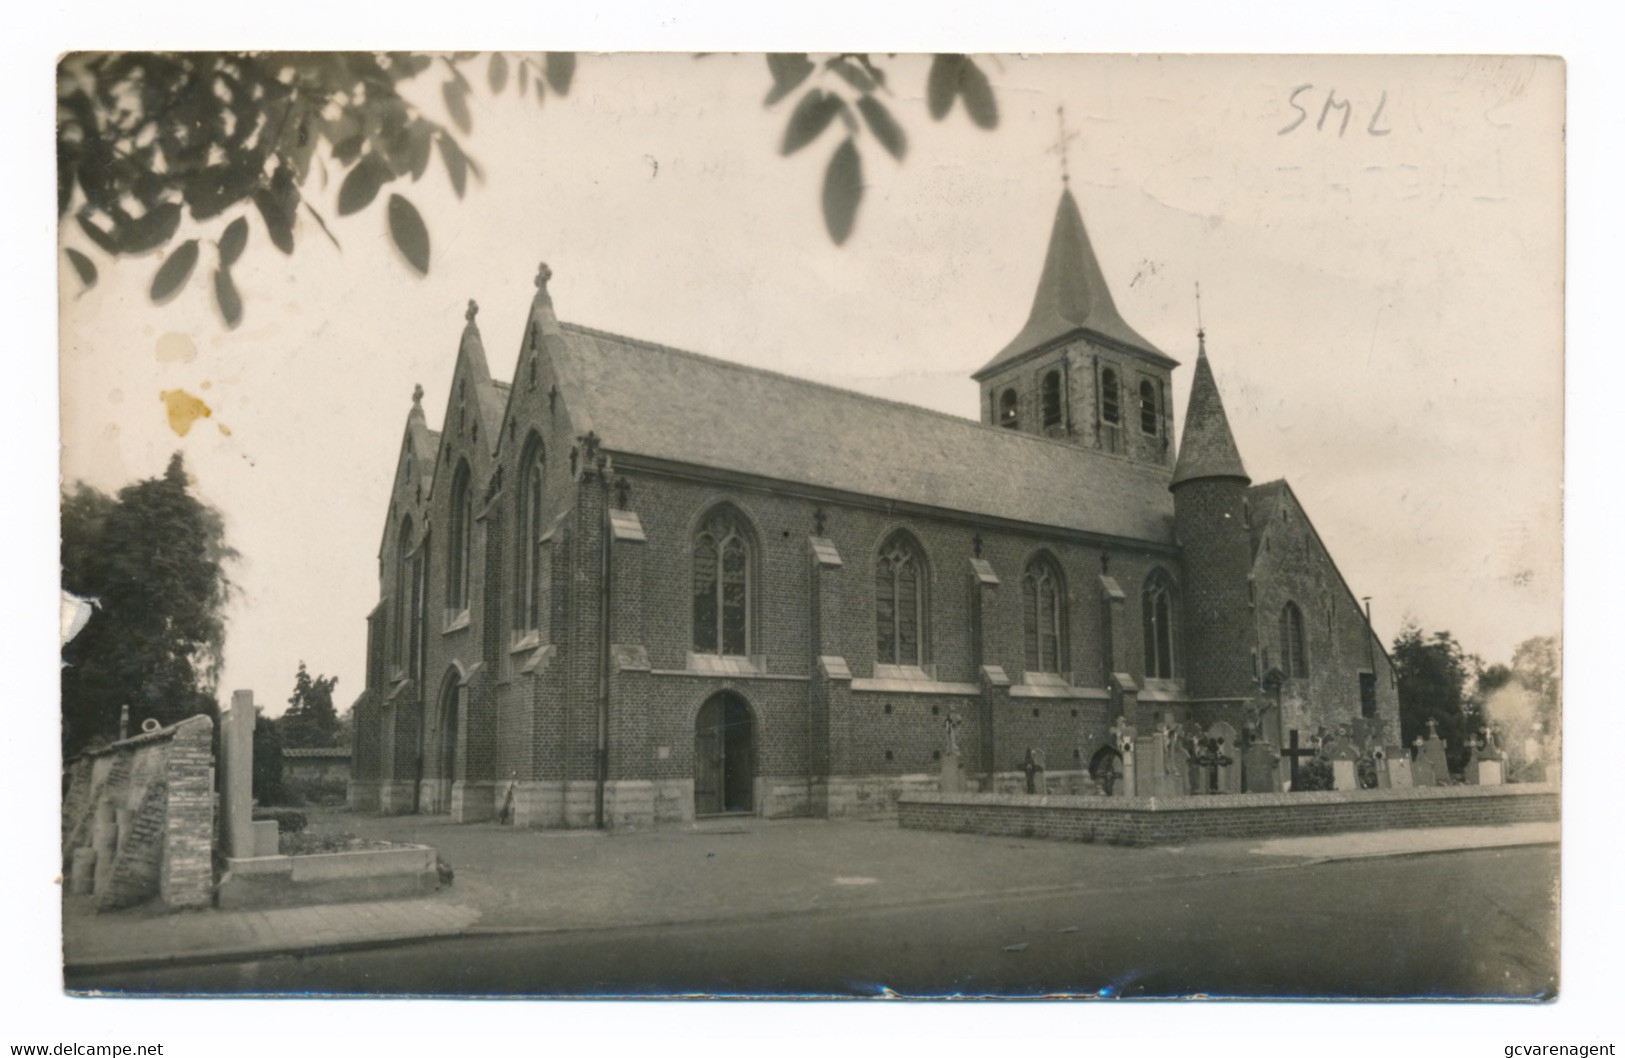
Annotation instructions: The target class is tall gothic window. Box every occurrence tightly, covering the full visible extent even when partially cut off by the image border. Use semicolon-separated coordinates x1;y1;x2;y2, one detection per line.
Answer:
1022;554;1066;674
693;506;752;656
392;515;414;671
1101;368;1121;425
1041;370;1063;429
1139;380;1159;435
447;460;473;615
513;435;547;634
999;389;1019;430
876;531;926;666
1280;601;1309;678
1142;568;1178;680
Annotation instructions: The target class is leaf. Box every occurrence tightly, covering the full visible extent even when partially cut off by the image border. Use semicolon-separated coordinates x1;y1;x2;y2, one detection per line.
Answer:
764;53;814;106
214;265;242;328
857;96;907;160
117;202;182;254
304;202;341;251
387;194;430;275
252;188;295;255
488;52;508;94
443;80;472;134
927;54;961;120
150;239;199;302
403;120;435;181
957;58;999;130
337;154;391;216
826;56;874;94
438;135;469;198
64;248;97;290
217;216;248;267
330;133;365;166
544;52;575;95
821;138;863;245
781;89;841;156
75;213;118;254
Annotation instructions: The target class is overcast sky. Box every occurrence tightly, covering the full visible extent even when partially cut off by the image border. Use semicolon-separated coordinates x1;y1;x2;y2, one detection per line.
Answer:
58;53;1563;713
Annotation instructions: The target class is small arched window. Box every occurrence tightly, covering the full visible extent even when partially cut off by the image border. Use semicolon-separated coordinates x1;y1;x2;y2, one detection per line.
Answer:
1280;601;1309;678
1142;568;1178;680
447;461;473;615
1041;370;1063;430
514;435;547;634
1022;554;1066;674
999;389;1020;430
876;531;927;667
1139;380;1159;435
693;506;753;656
1101;369;1121;426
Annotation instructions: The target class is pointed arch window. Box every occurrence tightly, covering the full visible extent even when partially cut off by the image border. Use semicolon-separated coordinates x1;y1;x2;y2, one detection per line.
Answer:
1022;554;1066;674
999;389;1020;430
1280;601;1309;678
1041;370;1063;430
1139;380;1159;435
693;507;753;657
876;531;927;667
392;515;414;672
513;435;547;635
1142;568;1178;680
1101;368;1121;426
446;460;473;616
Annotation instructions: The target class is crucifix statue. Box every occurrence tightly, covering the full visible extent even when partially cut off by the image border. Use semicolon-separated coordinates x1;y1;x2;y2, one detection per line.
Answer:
1049;104;1081;186
944;709;963;758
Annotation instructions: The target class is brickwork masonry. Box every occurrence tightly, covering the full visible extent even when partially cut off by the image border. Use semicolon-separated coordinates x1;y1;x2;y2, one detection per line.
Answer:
61;714;215;910
898;783;1558;846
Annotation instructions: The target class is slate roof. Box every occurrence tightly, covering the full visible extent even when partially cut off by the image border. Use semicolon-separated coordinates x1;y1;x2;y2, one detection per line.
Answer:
551;322;1176;544
1170;342;1250;488
975;188;1171;379
1247;479;1288;558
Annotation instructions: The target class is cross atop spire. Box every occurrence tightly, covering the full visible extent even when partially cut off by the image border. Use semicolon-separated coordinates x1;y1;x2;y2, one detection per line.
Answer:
1195;281;1206;355
412;383;424;405
465;298;479;323
535;262;553;292
1050;105;1080;187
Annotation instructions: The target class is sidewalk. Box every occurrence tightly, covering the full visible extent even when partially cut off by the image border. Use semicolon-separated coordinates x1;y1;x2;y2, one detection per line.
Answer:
62;812;1558;974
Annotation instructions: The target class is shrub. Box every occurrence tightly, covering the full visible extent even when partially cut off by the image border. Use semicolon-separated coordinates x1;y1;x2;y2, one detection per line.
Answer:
1293;758;1335;792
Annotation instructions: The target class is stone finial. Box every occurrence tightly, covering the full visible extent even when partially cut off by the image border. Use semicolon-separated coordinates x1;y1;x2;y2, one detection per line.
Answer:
465;299;479;323
412;383;424;405
535;262;553;292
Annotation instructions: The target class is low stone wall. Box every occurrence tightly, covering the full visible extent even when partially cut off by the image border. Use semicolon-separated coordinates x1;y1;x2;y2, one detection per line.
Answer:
897;783;1560;846
61;715;215;910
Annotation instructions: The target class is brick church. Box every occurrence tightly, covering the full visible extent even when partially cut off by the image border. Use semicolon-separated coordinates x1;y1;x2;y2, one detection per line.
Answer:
348;184;1399;828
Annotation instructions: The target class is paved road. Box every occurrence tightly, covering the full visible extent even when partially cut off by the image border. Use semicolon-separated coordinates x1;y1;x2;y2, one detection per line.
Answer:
70;847;1557;999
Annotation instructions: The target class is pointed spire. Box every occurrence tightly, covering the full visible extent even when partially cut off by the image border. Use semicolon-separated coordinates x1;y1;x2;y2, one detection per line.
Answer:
1170;333;1249;489
975;188;1169;379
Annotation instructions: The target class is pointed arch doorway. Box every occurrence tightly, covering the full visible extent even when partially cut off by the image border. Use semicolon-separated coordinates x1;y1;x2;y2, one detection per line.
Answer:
694;692;754;816
430;668;461;815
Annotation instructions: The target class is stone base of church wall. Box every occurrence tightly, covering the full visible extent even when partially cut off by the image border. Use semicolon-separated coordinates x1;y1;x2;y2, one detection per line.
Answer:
563;781;598;829
377;780;418;815
757;776;815;819
452;781;497;823
602;780;655;829
417;779;450;815
654;780;694;824
508;781;565;828
822;774;942;819
347;781;381;813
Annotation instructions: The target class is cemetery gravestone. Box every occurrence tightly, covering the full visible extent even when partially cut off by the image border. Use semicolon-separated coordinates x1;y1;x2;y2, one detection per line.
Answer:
1383;745;1412;788
1421;725;1451;786
1410;737;1436;787
1111;717;1137;798
1207;722;1242;794
1243;739;1281;793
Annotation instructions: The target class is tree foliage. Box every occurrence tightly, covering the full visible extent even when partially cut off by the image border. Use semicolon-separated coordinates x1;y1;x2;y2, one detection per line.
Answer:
1391;623;1483;773
59;51;1001;307
281;661;342;748
1509;635;1560;736
60;453;236;756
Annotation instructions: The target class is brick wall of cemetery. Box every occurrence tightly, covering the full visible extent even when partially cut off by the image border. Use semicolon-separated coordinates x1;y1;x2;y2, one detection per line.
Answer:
897;783;1560;845
61;714;215;910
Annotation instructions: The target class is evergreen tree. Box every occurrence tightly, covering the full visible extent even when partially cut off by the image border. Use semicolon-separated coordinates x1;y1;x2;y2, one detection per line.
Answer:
281;662;341;748
1391;622;1483;774
60;453;235;756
